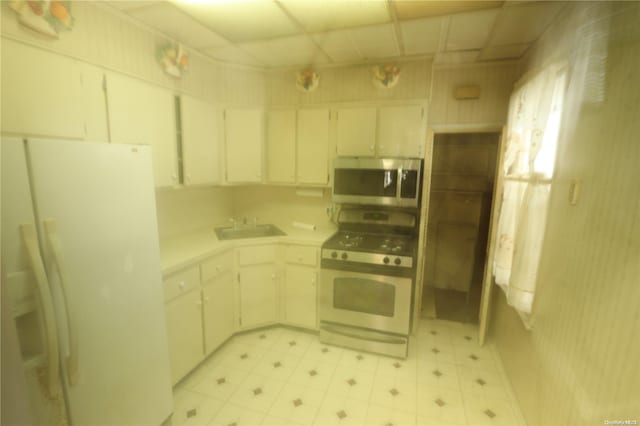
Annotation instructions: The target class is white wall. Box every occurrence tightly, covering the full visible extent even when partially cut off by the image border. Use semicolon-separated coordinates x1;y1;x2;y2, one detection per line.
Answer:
265;59;432;106
429;62;519;128
491;3;640;425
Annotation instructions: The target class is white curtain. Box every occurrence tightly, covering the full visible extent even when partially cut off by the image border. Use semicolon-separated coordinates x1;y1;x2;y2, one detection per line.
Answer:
493;66;567;317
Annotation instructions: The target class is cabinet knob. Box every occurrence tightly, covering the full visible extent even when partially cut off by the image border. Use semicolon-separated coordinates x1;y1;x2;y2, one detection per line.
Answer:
369;145;374;151
186;174;191;182
271;273;276;279
178;281;185;289
172;173;177;181
195;300;202;307
204;297;210;302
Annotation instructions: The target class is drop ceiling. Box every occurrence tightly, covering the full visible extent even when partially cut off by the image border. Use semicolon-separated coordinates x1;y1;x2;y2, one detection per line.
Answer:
109;0;566;68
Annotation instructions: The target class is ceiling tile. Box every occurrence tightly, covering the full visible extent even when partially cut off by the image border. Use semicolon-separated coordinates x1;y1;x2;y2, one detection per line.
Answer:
478;43;529;61
240;35;329;67
446;8;499;51
202;45;263;66
401;16;442;55
312;31;362;63
395;1;503;20
490;2;565;45
279;0;389;33
434;50;480;64
349;24;399;59
171;0;300;43
128;3;229;48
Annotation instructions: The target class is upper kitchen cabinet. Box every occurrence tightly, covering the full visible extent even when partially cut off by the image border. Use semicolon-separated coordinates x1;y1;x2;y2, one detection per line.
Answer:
378;105;427;158
224;108;263;183
266;109;296;183
1;39;85;139
105;73;177;187
336;107;377;157
180;96;220;185
297;109;330;185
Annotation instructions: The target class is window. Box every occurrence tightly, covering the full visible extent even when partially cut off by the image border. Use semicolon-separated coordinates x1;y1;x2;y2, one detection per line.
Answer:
492;66;567;324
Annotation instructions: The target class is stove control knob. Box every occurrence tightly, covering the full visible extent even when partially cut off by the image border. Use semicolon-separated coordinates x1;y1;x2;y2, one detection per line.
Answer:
331;251;338;259
394;257;402;266
383;256;390;264
341;252;348;260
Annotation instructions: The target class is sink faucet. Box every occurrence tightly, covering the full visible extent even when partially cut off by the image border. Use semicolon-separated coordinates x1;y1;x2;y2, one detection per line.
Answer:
242;216;248;226
253;217;258;227
228;218;237;229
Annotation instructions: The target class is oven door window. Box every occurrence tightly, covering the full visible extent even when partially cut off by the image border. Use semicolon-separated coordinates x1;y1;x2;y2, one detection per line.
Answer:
333;277;396;317
334;169;397;197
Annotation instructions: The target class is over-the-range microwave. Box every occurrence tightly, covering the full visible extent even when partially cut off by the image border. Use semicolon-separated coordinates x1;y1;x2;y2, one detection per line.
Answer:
332;157;422;207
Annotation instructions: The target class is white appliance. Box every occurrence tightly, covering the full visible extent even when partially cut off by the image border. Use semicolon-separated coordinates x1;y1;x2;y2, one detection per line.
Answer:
1;138;173;425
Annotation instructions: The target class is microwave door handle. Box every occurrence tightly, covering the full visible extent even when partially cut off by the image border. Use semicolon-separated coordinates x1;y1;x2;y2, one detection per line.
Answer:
396;166;403;202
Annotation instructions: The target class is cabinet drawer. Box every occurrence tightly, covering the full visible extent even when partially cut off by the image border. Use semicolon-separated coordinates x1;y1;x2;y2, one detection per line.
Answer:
163;266;200;302
237;245;276;266
285;245;318;266
201;250;234;282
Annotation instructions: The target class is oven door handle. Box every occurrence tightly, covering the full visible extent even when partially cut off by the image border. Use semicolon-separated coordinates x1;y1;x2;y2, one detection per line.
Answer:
320;323;407;345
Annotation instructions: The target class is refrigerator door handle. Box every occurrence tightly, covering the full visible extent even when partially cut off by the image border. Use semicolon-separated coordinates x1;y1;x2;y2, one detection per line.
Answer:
44;219;79;386
20;223;60;397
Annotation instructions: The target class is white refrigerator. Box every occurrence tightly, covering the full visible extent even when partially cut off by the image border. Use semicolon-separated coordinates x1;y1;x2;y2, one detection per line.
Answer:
1;138;173;425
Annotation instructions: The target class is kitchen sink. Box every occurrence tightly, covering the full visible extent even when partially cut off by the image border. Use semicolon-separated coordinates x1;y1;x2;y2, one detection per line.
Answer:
215;224;286;240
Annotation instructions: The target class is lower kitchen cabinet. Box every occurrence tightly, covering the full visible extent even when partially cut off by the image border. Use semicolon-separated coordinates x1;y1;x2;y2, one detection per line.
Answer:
164;288;204;385
283;244;319;330
283;265;317;329
238;264;278;328
202;271;235;354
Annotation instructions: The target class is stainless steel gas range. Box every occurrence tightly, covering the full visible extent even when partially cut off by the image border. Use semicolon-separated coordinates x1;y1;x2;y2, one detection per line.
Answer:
319;208;417;358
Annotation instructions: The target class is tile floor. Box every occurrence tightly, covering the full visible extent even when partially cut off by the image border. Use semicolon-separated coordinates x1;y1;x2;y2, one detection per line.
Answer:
171;319;527;426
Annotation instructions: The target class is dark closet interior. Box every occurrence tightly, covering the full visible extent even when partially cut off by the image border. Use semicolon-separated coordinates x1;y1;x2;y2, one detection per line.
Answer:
422;132;500;323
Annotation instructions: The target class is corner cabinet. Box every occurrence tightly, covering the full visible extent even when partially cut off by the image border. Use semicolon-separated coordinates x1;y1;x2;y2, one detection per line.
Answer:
224;109;264;183
180;96;220;186
282;245;319;330
105;73;177;187
237;245;278;328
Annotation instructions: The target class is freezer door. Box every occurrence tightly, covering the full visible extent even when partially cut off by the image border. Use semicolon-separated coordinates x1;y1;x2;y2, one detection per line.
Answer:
25;139;173;425
1;137;65;425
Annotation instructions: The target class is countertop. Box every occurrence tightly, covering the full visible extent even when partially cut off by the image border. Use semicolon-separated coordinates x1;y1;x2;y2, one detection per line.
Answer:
159;223;337;275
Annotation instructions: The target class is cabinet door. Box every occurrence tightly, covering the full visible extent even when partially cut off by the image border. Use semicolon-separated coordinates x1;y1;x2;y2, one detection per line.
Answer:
378;105;426;158
239;264;277;328
266;110;296;183
164;289;204;384
181;96;219;185
225;109;263;183
284;265;317;329
1;39;84;139
106;73;177;187
203;272;235;355
297;109;330;184
336;107;377;157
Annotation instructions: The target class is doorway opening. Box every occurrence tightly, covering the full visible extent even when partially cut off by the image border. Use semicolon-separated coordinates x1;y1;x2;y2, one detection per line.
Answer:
421;132;501;324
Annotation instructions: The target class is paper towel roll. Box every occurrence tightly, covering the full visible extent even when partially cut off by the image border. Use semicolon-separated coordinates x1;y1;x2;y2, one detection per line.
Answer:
292;222;316;231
